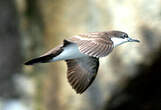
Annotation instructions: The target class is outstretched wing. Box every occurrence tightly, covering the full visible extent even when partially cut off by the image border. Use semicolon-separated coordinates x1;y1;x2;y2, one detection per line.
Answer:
66;57;99;94
68;32;113;58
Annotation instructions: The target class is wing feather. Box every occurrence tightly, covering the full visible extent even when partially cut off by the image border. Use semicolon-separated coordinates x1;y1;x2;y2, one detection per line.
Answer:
68;33;113;58
66;57;99;94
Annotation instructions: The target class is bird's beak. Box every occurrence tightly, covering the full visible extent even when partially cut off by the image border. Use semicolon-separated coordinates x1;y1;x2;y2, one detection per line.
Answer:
128;37;140;43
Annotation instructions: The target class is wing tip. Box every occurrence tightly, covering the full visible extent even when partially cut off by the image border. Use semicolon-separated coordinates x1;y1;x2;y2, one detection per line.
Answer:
75;89;86;94
68;78;88;94
71;85;86;94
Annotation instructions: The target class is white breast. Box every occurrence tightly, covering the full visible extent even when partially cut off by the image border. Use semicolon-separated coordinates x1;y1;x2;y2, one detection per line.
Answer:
111;37;128;48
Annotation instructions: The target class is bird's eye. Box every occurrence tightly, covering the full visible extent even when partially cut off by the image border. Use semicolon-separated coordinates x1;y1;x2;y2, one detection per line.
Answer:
122;34;128;39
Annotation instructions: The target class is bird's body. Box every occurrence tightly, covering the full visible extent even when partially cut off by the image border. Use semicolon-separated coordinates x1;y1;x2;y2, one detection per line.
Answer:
52;43;87;61
25;30;139;94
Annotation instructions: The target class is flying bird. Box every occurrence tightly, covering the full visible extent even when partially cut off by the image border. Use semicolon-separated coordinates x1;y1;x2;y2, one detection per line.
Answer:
24;30;140;94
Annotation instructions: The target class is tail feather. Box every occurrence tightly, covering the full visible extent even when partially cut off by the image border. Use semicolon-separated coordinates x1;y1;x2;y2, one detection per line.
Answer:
24;45;63;65
24;54;54;65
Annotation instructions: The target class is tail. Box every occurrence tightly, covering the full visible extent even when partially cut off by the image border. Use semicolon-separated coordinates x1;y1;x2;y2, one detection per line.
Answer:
24;54;54;65
24;41;69;65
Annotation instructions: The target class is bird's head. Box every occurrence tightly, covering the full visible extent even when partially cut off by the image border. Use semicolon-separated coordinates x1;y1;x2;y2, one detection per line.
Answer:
109;31;140;48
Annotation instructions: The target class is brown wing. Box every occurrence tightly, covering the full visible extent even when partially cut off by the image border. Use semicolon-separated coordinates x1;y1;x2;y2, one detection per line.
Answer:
66;57;99;94
68;32;113;58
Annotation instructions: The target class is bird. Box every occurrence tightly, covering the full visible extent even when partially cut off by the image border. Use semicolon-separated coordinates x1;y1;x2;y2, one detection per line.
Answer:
24;30;140;94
